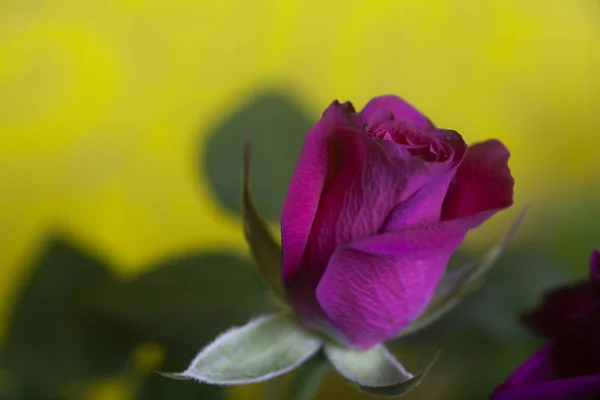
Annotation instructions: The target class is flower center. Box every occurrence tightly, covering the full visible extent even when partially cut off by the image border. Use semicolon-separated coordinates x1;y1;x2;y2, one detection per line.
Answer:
367;121;458;163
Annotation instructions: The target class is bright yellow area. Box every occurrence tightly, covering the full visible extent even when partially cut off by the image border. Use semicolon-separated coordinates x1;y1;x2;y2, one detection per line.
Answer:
0;0;598;398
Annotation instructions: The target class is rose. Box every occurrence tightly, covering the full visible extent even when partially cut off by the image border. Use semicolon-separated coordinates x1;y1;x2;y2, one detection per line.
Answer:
491;250;600;400
167;95;513;394
280;95;514;349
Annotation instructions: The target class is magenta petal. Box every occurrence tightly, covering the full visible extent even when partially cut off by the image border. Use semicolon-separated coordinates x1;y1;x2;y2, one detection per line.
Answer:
359;95;434;129
316;247;448;349
300;128;431;284
501;345;557;387
315;218;475;349
280;101;356;284
442;140;514;221
493;300;600;400
282;265;350;346
353;212;495;256
492;341;600;400
491;375;600;400
383;130;467;232
382;176;453;232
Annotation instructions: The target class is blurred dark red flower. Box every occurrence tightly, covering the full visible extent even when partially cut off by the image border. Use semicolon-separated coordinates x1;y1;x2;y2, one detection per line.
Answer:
491;250;600;400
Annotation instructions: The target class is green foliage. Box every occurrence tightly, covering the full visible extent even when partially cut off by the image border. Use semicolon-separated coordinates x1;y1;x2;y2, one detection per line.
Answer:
91;252;271;348
2;237;271;399
282;352;331;400
136;351;223;400
204;91;313;220
3;237;137;397
3;90;599;400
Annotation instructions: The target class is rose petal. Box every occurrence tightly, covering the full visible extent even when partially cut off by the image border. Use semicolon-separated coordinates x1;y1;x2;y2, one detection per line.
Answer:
300;128;431;285
521;282;594;339
522;249;600;339
382;177;454;232
280;100;356;283
491;375;600;400
441;139;514;221
316;247;449;349
500;345;557;388
360;95;434;129
383;130;467;232
280;265;349;345
550;300;600;379
315;217;484;349
352;211;497;256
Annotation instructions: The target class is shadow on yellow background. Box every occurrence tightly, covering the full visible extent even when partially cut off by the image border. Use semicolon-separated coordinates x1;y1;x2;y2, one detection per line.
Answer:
0;0;599;399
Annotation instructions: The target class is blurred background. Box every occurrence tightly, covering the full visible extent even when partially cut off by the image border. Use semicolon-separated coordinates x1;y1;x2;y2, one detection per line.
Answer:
0;0;599;399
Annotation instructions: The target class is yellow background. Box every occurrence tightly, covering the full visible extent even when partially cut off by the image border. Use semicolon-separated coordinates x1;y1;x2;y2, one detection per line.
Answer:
1;0;599;398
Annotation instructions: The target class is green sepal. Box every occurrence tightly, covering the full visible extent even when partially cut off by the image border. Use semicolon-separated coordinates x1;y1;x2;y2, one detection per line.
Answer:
159;314;322;385
357;351;440;398
243;139;287;302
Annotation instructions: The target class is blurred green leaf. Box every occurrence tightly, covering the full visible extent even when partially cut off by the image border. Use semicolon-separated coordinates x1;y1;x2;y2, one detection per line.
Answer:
453;247;568;341
203;91;313;220
136;350;223;400
92;252;272;348
541;194;600;274
3;237;137;396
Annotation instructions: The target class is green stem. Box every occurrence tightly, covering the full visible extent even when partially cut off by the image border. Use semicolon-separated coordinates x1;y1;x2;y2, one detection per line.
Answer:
281;352;331;400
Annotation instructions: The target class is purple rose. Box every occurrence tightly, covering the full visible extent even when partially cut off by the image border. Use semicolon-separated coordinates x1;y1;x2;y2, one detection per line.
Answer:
491;250;600;400
280;95;514;349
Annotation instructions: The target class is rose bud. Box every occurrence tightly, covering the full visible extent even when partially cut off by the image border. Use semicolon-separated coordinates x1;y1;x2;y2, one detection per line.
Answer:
281;95;514;349
166;95;516;394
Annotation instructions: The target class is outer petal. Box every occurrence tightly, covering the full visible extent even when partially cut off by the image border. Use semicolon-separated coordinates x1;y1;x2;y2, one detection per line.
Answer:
300;128;431;284
491;375;600;400
315;216;486;348
359;95;433;129
280;100;356;283
441;139;514;221
285;128;433;341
